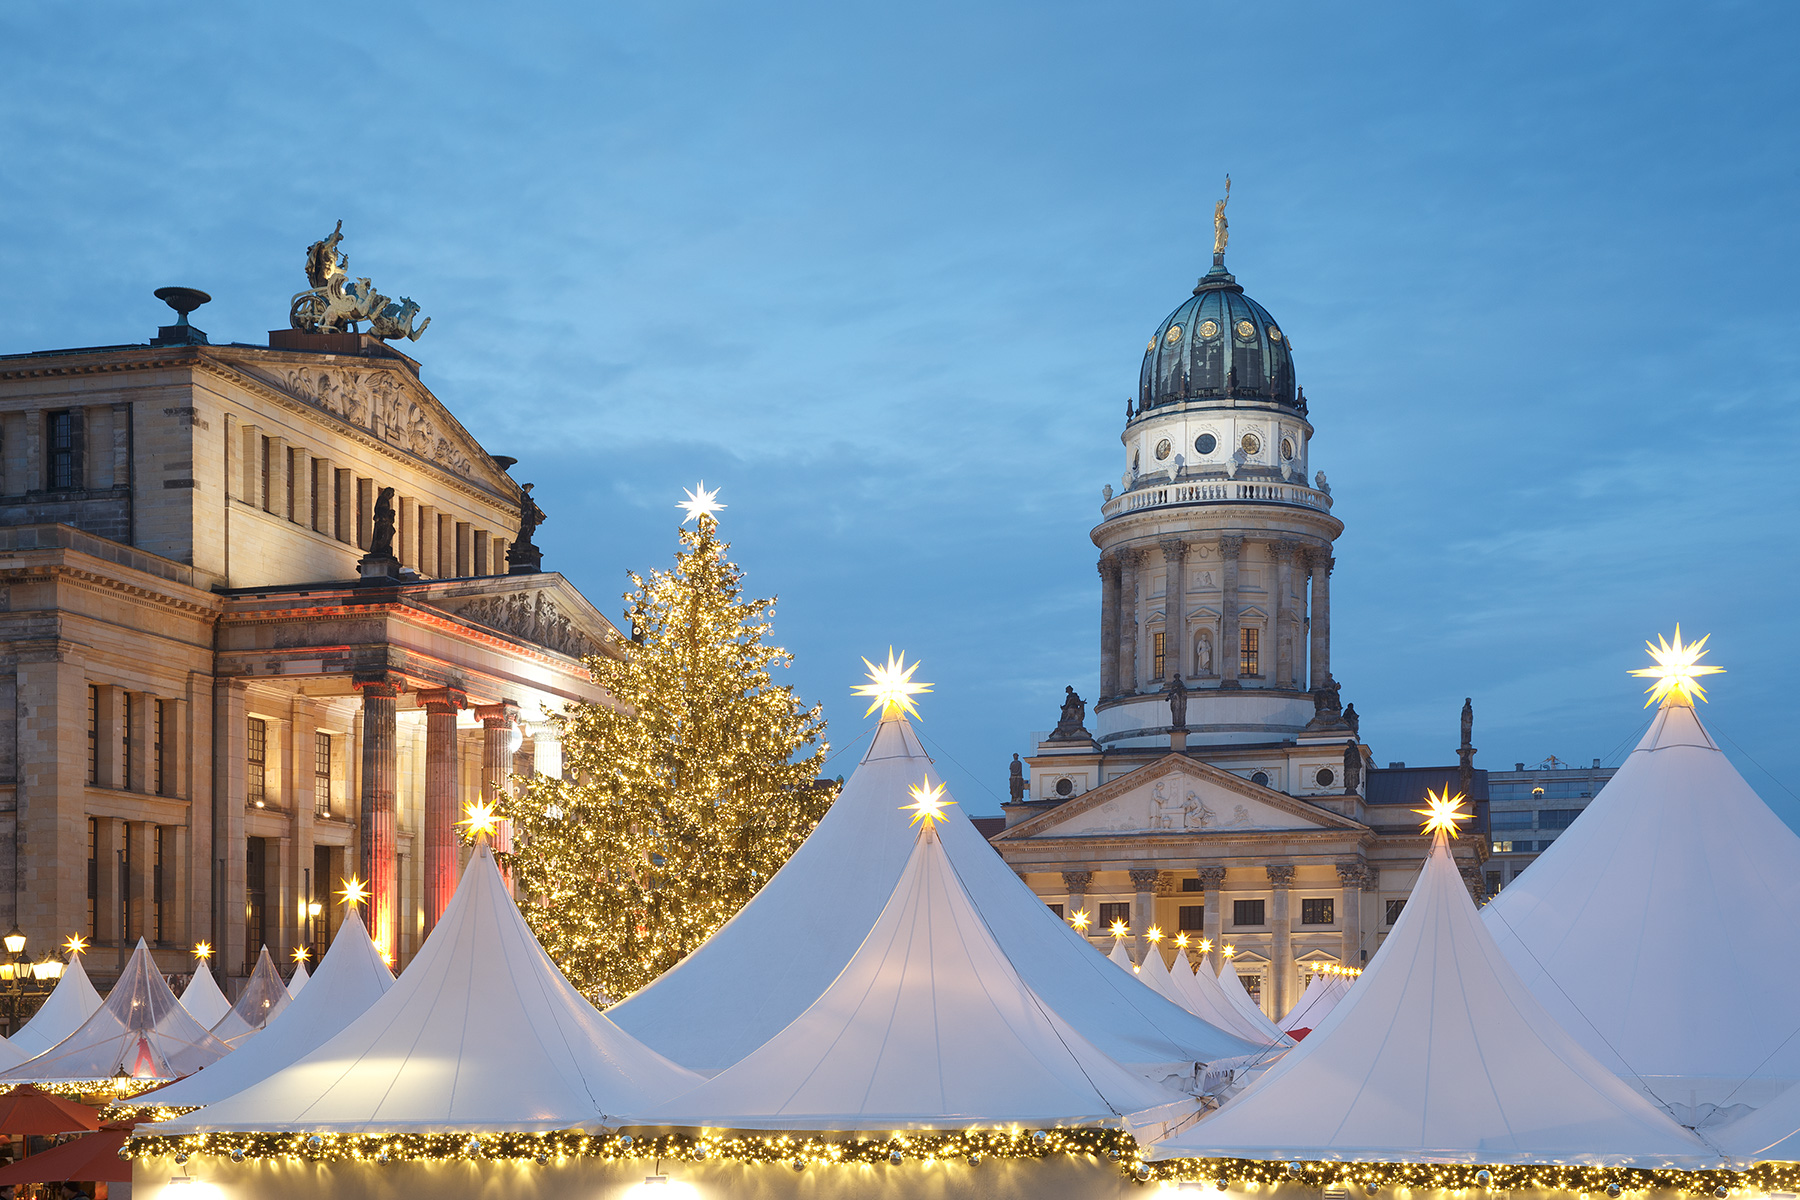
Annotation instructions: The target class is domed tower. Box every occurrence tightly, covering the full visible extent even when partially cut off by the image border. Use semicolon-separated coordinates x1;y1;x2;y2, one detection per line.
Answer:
1093;201;1346;749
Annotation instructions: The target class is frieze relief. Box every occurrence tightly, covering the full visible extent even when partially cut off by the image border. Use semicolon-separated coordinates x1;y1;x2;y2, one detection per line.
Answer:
441;591;601;659
249;365;477;479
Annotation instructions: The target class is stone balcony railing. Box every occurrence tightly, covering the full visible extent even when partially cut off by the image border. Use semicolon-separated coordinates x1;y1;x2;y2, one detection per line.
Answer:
1101;479;1334;521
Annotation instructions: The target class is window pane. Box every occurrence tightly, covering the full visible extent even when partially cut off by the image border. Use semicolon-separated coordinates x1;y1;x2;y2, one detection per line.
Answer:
1097;902;1132;929
1178;904;1204;931
1240;627;1259;676
1301;897;1334;925
1232;899;1265;927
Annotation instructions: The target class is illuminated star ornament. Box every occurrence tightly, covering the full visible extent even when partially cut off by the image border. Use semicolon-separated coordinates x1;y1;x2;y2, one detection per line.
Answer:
1109;919;1129;940
1070;909;1092;932
63;934;88;958
459;798;502;841
338;876;369;909
903;779;954;829
852;649;932;720
676;482;726;525
292;946;311;964
1414;786;1472;839
192;941;212;961
1146;926;1164;944
1629;625;1724;708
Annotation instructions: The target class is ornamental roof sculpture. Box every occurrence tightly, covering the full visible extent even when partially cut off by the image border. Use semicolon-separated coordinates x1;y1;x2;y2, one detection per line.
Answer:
290;221;430;342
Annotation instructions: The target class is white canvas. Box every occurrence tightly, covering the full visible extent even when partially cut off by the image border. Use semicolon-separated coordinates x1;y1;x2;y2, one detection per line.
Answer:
8;954;103;1059
180;966;232;1029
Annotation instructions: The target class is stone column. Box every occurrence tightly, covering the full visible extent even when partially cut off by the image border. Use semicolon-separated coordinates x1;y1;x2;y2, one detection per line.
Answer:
92;819;124;946
1273;541;1297;688
1336;859;1367;968
1160;539;1187;684
1309;548;1335;688
1118;549;1142;693
1062;869;1092;930
529;723;563;779
1266;864;1295;1017
418;688;467;933
128;820;155;944
213;679;248;975
1129;867;1160;961
288;695;316;961
1219;536;1243;688
353;673;402;960
1197;865;1226;969
476;701;520;892
1097;557;1120;700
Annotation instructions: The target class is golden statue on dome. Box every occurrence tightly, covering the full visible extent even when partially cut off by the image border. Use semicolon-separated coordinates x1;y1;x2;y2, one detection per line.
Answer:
1213;175;1231;257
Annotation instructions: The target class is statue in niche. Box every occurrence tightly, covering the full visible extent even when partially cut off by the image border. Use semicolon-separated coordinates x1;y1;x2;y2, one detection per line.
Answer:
1049;686;1090;741
1168;675;1188;730
1008;753;1025;803
1183;789;1217;829
1194;629;1213;675
368;487;397;559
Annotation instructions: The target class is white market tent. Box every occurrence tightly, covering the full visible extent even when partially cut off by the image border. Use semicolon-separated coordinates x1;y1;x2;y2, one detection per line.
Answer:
150;910;394;1109
158;845;700;1134
180;965;232;1029
0;939;231;1082
0;1027;27;1071
1279;973;1348;1035
210;946;293;1048
642;817;1193;1131
1168;948;1284;1047
1218;957;1287;1043
1484;696;1800;1110
1147;834;1717;1167
7;953;103;1059
609;714;1259;1071
1712;1083;1800;1164
288;959;310;998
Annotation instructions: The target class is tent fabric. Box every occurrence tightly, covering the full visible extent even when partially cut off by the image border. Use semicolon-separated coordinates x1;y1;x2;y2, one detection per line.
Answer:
642;822;1194;1131
9;956;103;1060
1278;974;1348;1035
180;966;232;1029
1168;950;1285;1047
210;947;293;1048
0;1084;101;1135
158;845;700;1134
1712;1083;1800;1163
0;940;231;1083
288;960;310;998
1484;699;1800;1108
150;911;394;1109
0;1028;28;1071
0;1128;132;1185
1147;836;1717;1167
1217;959;1287;1043
609;714;1259;1071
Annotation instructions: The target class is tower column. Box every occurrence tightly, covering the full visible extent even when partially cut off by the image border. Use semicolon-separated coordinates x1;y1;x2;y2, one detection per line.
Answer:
1273;540;1297;688
1160;539;1187;685
1267;863;1295;1017
1062;869;1091;930
353;673;402;959
1309;549;1335;688
418;687;466;933
1197;865;1226;969
1097;557;1121;700
1219;535;1243;688
1118;549;1142;693
1129;868;1160;962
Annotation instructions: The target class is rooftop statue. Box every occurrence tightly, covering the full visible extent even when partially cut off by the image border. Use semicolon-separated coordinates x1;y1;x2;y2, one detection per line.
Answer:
1213;175;1231;257
290;221;431;342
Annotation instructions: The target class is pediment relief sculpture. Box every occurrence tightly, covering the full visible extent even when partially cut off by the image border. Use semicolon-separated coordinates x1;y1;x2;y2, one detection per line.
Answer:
247;363;479;480
1044;777;1311;838
440;590;602;659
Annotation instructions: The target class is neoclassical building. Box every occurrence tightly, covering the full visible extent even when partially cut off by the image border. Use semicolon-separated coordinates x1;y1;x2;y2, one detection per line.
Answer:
0;245;617;992
993;215;1488;1018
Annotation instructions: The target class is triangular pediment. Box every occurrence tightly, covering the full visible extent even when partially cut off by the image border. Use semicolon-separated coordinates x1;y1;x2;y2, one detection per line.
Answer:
414;574;624;663
995;755;1367;841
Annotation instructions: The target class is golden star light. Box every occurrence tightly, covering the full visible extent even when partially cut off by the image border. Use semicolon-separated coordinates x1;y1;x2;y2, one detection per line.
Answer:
63;934;87;958
459;798;502;840
1197;937;1212;954
1222;944;1236;959
902;779;954;828
1174;933;1190;949
676;482;726;525
1070;909;1091;932
1629;625;1724;708
292;946;312;964
193;941;212;961
1414;786;1472;838
852;648;932;720
338;876;369;909
1146;926;1164;943
1109;919;1129;940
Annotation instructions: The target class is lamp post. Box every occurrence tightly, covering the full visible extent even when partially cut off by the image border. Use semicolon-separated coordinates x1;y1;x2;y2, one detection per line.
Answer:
3;926;25;1037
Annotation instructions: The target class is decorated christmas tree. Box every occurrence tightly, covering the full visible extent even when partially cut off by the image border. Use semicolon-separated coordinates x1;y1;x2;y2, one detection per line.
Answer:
510;484;832;1004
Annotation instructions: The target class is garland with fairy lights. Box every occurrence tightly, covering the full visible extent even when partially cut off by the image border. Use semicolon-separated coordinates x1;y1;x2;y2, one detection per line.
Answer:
1143;1157;1772;1196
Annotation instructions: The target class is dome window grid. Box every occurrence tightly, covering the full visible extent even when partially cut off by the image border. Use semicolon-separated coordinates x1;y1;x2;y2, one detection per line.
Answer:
1240;432;1261;457
1154;438;1172;461
1195;432;1217;456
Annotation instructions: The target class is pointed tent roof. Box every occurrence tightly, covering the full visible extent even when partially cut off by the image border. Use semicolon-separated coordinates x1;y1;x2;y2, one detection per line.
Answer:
158;846;700;1134
1484;700;1800;1106
1278;973;1348;1035
150;911;394;1109
1149;837;1716;1166
288;960;310;998
0;940;231;1083
209;947;293;1048
608;715;1259;1070
1169;949;1284;1047
179;966;232;1029
1218;957;1287;1043
8;955;103;1059
0;1029;27;1072
642;820;1193;1131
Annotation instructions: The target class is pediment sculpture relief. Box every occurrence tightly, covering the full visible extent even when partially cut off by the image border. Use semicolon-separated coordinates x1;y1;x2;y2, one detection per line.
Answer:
442;591;601;659
252;364;478;479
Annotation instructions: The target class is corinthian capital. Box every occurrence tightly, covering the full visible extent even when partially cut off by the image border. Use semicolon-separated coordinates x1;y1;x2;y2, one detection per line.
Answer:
1265;863;1296;888
1129;868;1161;890
1219;535;1243;559
1062;869;1093;890
1160;538;1188;566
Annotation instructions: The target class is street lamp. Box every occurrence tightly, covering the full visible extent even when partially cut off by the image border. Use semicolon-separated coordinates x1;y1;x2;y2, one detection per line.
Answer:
3;927;25;956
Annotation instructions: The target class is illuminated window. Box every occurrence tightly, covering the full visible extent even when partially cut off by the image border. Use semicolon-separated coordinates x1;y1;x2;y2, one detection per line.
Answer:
247;718;267;808
1240;627;1260;676
1492;840;1515;853
1301;898;1334;925
1152;632;1166;679
314;732;333;818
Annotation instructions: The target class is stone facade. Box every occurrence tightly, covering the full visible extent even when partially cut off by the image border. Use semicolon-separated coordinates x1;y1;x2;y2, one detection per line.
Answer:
0;322;616;994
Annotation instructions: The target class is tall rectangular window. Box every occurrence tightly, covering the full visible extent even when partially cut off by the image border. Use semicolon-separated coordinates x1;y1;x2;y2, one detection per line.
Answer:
246;717;267;808
1097;902;1132;930
47;410;77;490
314;732;333;818
120;822;132;941
260;436;272;512
1385;898;1406;925
1239;971;1263;1002
155;700;174;797
86;685;98;786
1152;632;1166;680
152;700;163;796
245;837;266;962
1240;627;1260;676
1178;904;1205;931
86;817;97;938
1046;902;1063;919
153;826;165;944
1301;897;1335;925
1232;898;1265;927
121;692;132;791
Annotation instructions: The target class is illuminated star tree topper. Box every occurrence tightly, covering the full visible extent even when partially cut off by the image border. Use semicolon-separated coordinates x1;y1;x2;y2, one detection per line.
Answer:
852;649;932;720
1109;919;1129;940
903;779;954;829
1629;625;1724;708
1414;786;1472;839
676;482;726;525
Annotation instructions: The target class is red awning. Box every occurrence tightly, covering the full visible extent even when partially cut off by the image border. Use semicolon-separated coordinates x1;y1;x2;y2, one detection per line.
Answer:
0;1129;132;1185
0;1085;102;1136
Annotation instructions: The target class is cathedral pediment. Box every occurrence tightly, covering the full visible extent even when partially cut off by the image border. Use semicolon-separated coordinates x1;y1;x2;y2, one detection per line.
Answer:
996;755;1366;841
418;576;624;663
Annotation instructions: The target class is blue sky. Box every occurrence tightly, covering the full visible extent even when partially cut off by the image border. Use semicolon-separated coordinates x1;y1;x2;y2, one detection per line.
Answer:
3;2;1796;819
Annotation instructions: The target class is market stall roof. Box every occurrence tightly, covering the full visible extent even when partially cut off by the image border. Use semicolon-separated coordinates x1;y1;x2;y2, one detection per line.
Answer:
1712;1082;1800;1163
0;1084;101;1135
1279;974;1348;1035
1218;957;1287;1043
0;1126;132;1185
150;910;394;1109
0;940;231;1083
642;814;1193;1131
158;845;700;1134
180;966;232;1029
210;947;293;1048
1484;694;1800;1109
1148;833;1716;1167
8;955;103;1060
1168;948;1284;1047
609;713;1259;1071
288;960;310;998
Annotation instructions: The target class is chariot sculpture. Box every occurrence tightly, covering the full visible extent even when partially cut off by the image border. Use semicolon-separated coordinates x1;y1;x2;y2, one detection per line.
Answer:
289;221;430;342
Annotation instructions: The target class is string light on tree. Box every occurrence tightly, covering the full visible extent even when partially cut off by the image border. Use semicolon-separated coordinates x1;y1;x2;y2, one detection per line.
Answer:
851;649;932;721
1629;625;1724;707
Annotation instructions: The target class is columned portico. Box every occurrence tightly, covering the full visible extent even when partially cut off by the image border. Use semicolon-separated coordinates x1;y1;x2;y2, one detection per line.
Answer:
1098;558;1120;699
1309;549;1334;689
1062;869;1091;922
1118;550;1142;693
1160;539;1187;685
1197;865;1226;968
1129;868;1159;960
1266;863;1295;1015
354;672;401;958
1219;535;1243;688
419;687;467;932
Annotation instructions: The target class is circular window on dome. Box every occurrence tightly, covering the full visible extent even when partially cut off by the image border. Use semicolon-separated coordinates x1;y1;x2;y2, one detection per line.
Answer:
1055;777;1074;797
1165;326;1182;345
1154;438;1172;461
1315;767;1335;787
1235;319;1256;339
1198;319;1220;339
1280;436;1295;460
1240;432;1261;456
1268;325;1283;342
1195;433;1217;455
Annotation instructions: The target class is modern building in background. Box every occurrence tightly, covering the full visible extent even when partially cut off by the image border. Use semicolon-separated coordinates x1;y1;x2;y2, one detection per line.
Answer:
0;240;616;991
1483;757;1615;894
